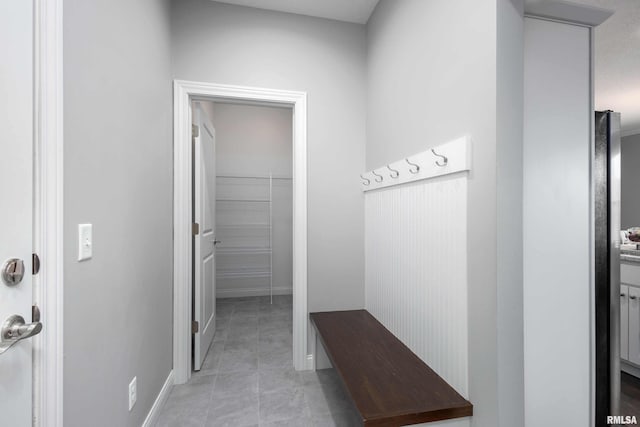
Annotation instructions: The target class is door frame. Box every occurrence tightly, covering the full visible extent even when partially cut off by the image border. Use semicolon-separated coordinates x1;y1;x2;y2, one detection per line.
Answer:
172;80;309;384
33;0;64;425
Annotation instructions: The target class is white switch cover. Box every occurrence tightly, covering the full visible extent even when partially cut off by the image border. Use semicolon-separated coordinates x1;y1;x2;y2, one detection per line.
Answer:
78;224;92;261
128;376;137;411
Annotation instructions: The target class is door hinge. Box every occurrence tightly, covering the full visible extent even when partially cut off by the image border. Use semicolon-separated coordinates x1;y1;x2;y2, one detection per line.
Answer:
32;305;41;323
32;253;40;275
192;223;200;235
192;124;199;138
192;320;199;334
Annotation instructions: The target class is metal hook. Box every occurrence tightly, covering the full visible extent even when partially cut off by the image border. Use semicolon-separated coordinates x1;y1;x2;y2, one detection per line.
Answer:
431;149;448;167
360;174;371;186
387;164;400;179
405;158;420;174
371;170;384;182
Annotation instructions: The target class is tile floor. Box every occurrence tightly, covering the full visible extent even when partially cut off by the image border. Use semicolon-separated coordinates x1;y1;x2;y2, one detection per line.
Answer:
155;295;361;427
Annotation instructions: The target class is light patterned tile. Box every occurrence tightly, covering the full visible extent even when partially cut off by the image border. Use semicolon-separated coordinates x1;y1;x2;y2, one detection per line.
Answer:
156;296;350;427
219;348;258;373
258;368;300;393
259;346;293;371
260;416;314;426
311;410;362;427
259;387;309;424
212;371;258;398
205;392;259;427
304;382;354;417
156;375;215;427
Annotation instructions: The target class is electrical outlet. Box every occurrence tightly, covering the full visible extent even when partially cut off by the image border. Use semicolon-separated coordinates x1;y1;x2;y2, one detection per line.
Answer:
128;376;137;411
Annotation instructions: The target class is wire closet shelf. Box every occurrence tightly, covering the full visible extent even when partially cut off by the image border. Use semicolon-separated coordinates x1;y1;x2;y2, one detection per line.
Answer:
215;174;292;304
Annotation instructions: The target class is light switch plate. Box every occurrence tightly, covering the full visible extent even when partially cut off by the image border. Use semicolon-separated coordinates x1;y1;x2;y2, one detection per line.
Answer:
128;376;137;411
78;224;92;261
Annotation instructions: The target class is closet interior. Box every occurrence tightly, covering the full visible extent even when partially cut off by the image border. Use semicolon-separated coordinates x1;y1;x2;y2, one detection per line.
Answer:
207;100;293;301
216;174;292;302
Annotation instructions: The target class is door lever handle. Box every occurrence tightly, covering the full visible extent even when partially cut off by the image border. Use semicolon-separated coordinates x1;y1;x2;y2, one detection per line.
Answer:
0;314;42;355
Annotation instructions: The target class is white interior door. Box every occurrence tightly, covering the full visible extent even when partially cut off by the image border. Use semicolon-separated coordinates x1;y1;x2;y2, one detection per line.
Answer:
0;0;38;424
193;103;217;371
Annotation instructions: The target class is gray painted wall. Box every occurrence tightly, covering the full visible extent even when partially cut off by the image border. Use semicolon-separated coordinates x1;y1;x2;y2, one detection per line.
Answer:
211;102;293;177
59;1;532;424
622;133;640;229
367;1;525;426
63;0;173;425
171;0;367;316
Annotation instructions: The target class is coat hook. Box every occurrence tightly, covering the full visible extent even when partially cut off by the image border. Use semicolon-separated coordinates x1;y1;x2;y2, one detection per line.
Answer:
405;158;420;174
371;170;384;182
387;164;399;178
360;174;371;186
431;149;448;167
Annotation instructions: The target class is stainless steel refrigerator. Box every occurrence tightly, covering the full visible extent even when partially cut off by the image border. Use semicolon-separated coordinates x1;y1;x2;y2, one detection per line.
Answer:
595;110;621;425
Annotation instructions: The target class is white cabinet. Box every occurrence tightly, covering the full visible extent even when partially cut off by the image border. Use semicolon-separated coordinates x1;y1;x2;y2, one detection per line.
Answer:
621;261;640;374
621;284;629;361
628;286;640;365
622;263;640;286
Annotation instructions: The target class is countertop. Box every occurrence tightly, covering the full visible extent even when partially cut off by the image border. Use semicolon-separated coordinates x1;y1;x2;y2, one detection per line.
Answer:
621;249;640;263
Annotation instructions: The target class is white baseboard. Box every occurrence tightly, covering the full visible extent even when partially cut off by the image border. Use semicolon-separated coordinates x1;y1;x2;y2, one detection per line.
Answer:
142;370;174;427
216;287;292;299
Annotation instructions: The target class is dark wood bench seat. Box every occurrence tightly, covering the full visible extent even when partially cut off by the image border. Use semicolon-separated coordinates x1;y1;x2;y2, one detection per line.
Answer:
310;310;473;426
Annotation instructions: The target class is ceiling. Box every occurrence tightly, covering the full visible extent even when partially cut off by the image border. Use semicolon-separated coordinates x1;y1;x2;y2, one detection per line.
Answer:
571;0;640;135
211;0;640;133
211;0;380;24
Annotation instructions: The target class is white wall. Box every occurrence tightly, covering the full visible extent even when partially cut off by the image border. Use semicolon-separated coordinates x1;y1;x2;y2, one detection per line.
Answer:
206;102;293;297
171;0;367;326
366;1;525;426
523;17;591;427
63;0;173;425
622;133;640;229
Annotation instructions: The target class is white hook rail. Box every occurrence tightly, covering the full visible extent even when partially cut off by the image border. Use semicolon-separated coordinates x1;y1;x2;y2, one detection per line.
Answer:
360;136;472;192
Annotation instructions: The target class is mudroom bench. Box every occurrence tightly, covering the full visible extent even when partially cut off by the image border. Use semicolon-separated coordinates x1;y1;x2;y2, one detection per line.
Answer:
310;310;473;426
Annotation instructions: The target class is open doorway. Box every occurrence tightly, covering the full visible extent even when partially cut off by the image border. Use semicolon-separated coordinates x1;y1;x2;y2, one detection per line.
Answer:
611;122;640;422
595;111;640;426
618;131;640;419
173;81;309;385
594;110;622;426
589;0;640;423
191;99;294;374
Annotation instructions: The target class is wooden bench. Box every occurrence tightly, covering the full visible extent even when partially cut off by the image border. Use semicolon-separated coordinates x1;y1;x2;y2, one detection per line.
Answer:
310;310;473;426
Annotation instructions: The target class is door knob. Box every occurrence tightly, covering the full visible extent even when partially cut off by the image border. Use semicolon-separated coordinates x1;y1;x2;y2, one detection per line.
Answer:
0;314;42;355
213;240;222;246
1;258;25;286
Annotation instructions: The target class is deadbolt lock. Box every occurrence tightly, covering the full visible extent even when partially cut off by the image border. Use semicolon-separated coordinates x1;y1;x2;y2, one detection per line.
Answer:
1;258;25;286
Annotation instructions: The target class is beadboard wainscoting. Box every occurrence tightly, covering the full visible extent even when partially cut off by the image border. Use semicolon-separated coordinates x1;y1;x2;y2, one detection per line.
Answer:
365;173;469;396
